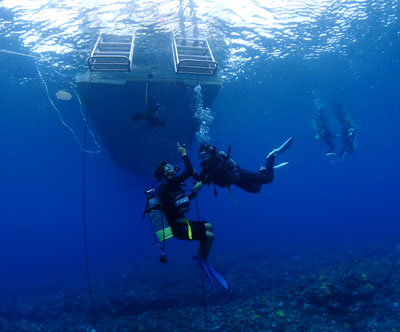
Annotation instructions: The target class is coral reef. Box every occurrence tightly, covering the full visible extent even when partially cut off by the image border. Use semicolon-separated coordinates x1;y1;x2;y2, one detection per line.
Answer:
1;246;400;332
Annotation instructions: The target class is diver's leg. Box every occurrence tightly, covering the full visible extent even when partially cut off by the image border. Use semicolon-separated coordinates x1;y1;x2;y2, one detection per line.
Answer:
261;137;293;182
262;154;275;183
231;169;264;192
235;180;263;193
338;149;346;163
348;143;354;154
198;223;214;263
326;140;335;154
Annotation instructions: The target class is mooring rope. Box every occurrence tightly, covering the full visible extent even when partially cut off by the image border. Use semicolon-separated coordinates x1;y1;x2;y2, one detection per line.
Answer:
82;104;98;332
189;88;209;332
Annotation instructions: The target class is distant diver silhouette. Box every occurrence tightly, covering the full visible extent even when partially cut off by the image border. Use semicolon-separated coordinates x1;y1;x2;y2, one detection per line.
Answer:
334;104;356;162
313;108;336;155
132;96;165;131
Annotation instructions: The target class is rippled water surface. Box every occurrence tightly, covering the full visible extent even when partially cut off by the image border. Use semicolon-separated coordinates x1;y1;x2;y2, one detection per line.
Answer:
1;0;398;79
1;0;400;321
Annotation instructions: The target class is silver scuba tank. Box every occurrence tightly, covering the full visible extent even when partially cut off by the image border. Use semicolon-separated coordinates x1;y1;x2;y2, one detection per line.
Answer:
147;195;173;242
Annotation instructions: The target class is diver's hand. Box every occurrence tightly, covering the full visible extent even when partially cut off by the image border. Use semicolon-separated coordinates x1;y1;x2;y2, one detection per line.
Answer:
177;142;187;156
193;181;203;193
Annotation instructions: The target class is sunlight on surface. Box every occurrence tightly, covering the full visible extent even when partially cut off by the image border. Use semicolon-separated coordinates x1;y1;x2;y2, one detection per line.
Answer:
0;0;396;71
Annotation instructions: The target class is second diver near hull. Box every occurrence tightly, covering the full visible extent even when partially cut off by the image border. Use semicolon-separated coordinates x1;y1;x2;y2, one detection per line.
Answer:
193;137;293;194
132;97;165;131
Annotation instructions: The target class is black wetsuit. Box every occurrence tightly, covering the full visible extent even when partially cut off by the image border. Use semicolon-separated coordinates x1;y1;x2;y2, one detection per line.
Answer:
335;106;355;161
158;155;206;241
320;129;335;154
339;125;355;160
195;152;275;194
315;110;335;154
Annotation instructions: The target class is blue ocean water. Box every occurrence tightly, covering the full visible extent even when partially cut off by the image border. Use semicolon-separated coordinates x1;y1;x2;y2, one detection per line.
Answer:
0;0;399;331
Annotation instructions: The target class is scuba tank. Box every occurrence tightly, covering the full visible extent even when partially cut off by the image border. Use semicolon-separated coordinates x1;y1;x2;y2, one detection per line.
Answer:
143;187;172;263
143;185;193;262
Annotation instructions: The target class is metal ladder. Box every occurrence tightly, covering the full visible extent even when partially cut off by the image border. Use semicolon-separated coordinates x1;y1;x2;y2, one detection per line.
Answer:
88;34;135;72
172;37;218;75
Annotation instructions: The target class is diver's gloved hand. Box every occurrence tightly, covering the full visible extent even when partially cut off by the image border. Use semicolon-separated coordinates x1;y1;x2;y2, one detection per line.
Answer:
193;181;203;193
177;142;187;156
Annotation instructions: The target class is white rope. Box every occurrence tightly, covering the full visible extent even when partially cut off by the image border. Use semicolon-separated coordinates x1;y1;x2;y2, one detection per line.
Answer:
35;61;101;154
0;49;40;59
2;48;101;153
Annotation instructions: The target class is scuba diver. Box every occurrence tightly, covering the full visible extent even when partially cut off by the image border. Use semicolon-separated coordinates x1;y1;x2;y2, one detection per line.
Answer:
145;143;228;291
193;137;293;195
132;97;164;131
313;108;336;155
334;104;356;162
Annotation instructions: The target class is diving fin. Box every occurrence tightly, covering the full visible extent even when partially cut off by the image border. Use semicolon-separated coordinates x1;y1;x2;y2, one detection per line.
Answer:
267;137;293;158
193;256;216;293
207;264;228;290
260;161;290;171
325;152;338;164
273;162;289;169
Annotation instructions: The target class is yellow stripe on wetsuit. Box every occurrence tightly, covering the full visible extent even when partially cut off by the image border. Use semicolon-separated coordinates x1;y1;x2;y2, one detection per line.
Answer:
155;219;192;241
182;218;193;240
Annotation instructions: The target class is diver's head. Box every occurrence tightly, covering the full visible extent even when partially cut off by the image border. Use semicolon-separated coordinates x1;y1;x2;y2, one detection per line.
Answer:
154;162;180;180
199;143;216;163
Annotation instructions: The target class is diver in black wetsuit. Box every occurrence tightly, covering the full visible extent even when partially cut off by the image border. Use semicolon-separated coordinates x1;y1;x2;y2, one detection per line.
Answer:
151;144;228;290
313;108;336;155
154;144;214;261
193;137;293;194
334;104;356;162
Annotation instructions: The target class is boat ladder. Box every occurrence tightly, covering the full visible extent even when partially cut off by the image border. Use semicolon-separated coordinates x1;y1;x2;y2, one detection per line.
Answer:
88;33;134;72
172;37;218;75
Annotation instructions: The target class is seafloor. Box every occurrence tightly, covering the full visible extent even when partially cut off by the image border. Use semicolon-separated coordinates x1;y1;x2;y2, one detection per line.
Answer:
1;245;400;332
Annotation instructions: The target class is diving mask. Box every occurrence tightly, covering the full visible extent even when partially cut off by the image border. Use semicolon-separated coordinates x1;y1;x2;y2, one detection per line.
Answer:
164;163;179;177
199;151;212;162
